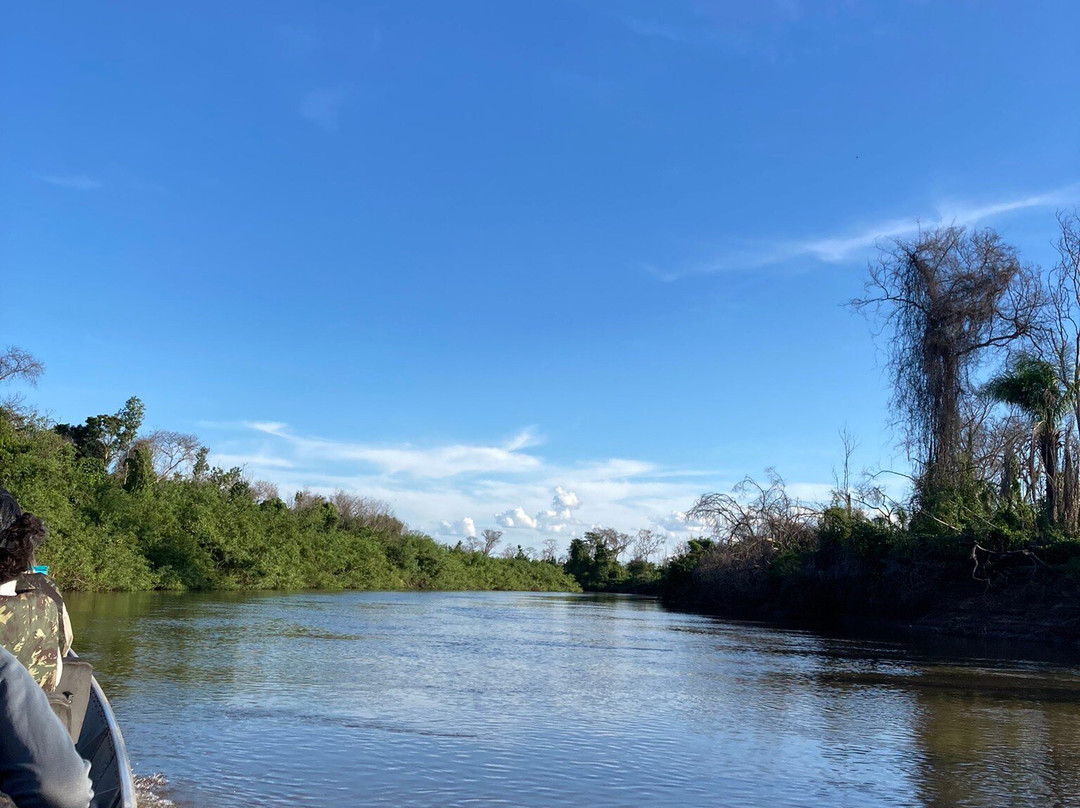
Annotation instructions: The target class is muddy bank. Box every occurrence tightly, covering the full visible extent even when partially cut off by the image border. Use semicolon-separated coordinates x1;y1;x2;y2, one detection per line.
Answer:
666;566;1080;647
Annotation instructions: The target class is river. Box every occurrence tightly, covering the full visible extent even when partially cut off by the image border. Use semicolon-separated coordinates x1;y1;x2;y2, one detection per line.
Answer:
64;590;1080;807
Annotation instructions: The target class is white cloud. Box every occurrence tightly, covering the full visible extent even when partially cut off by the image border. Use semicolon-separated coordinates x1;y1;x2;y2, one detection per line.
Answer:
534;515;574;533
495;507;537;529
299;87;348;132
552;486;580;510
656;183;1080;280
440;517;476;538
249;421;289;436
504;427;543;451
245;422;542;478
497;491;585;533
577;459;655;479
39;175;102;191
208;453;294;470
653;510;711;536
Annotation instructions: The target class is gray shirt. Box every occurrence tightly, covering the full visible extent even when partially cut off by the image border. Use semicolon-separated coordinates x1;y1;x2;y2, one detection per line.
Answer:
0;646;93;808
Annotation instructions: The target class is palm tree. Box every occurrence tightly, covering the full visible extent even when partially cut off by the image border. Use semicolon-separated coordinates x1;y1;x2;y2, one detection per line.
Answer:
985;355;1072;523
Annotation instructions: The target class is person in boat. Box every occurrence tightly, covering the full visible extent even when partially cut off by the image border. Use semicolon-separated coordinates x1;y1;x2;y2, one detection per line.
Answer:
0;488;73;694
0;644;93;808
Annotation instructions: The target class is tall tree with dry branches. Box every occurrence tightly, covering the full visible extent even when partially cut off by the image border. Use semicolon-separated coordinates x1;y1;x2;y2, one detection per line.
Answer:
853;227;1042;506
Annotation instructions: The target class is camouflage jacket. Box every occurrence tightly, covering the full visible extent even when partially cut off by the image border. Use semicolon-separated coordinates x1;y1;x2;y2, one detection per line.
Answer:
0;575;65;692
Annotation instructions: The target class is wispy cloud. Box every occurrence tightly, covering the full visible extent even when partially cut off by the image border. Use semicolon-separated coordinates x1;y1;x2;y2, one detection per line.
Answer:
619;16;703;44
654;183;1080;281
299;87;348;132
209;453;294;469
618;0;803;52
39;175;102;191
206;420;829;551
245;421;543;478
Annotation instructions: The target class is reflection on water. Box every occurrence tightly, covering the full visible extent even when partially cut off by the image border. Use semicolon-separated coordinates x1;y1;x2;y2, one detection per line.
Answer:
65;591;1080;808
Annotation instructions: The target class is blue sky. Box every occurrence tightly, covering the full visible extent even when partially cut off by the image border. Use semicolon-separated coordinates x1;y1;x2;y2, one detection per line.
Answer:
3;1;1079;552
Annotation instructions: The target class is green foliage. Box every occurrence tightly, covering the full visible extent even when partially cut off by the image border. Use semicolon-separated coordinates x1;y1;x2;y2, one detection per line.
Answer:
55;397;145;467
563;532;627;591
660;539;715;601
0;402;580;595
985;355;1068;425
122;445;154;493
818;507;897;562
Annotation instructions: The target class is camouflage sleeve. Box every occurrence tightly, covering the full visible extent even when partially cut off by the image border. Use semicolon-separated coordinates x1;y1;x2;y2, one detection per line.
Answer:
0;594;61;692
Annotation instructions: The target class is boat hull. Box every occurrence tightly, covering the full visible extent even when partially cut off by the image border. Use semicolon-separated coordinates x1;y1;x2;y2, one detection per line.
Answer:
76;677;137;808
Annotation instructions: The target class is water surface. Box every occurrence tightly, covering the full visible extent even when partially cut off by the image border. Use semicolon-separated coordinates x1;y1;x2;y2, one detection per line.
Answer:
65;590;1080;807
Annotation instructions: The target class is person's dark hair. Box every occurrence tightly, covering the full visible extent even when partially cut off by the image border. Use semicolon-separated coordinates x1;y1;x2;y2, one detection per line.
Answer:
0;488;46;581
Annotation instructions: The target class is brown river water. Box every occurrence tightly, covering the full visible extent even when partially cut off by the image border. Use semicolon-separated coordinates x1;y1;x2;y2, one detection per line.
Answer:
64;590;1080;808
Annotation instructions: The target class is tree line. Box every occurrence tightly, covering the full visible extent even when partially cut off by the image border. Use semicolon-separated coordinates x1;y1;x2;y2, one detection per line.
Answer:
0;370;579;594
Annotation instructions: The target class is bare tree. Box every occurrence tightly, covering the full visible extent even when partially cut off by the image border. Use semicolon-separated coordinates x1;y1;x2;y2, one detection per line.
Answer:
1043;211;1080;438
853;227;1041;492
0;347;44;385
250;480;281;503
631;529;665;562
588;527;633;562
499;544;517;560
481;528;503;556
688;471;819;557
464;536;482;553
831;426;859;513
541;538;558;563
330;491;403;535
293;489;324;511
137;430;202;480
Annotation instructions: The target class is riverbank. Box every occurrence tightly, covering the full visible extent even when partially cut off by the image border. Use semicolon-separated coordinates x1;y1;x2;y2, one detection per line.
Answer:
663;562;1080;645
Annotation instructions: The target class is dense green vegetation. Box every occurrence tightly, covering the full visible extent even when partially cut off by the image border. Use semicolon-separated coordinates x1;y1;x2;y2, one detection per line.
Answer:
0;392;579;594
649;218;1080;631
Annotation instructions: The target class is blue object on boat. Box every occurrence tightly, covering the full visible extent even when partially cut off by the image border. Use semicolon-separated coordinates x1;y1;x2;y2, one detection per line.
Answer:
32;565;48;574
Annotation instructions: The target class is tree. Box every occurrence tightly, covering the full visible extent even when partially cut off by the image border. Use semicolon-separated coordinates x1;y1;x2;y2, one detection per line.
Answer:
631;529;665;562
293;489;324;511
54;396;145;470
831;427;859;514
330;491;404;536
481;528;502;556
589;527;632;562
1042;212;1080;436
0;347;44;385
250;480;280;504
138;430;202;480
985;355;1070;523
563;530;627;590
541;538;559;563
687;471;818;556
853;227;1041;496
122;444;155;493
